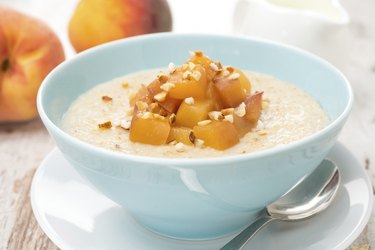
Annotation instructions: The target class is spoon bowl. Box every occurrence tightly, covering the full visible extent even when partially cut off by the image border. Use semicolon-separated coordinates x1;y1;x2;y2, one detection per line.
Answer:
221;159;340;249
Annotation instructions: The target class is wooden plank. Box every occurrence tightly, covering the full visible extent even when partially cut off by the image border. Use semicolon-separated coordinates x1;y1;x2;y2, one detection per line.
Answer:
6;168;58;250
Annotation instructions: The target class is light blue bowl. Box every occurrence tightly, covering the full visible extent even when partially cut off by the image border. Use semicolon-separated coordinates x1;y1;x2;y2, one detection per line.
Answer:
37;33;352;239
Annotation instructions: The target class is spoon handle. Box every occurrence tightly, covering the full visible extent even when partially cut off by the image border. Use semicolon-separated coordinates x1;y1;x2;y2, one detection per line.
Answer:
220;215;276;250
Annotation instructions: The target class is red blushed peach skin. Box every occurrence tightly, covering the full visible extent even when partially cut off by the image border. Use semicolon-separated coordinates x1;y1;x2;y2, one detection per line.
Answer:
68;0;172;52
0;6;65;122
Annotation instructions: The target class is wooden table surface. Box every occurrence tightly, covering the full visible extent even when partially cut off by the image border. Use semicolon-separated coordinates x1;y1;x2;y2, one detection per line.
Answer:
0;0;374;249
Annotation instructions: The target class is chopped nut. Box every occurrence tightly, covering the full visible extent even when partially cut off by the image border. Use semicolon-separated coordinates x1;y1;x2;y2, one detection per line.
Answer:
222;70;230;76
120;120;131;130
101;95;112;102
168;62;176;74
208;111;223;121
135;101;148;111
228;73;240;80
189;131;195;143
221;108;234;116
153;114;165;120
209;62;221;72
184;97;195;105
158;75;169;83
149;102;159;112
194;139;205;148
257;129;267;135
226;66;235;73
191;70;201;81
188;62;195;70
189;51;195;57
175;142;185;152
195;51;203;57
181;63;189;71
183;70;192;79
224;114;234;123
197;120;212;126
98;121;112;129
234;102;246;117
240;150;247;154
168;113;176;124
121;82;129;88
141;112;153;119
169;140;177;145
160;82;175;92
154;91;167;102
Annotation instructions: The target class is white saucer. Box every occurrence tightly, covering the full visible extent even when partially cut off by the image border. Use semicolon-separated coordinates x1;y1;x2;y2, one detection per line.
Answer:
31;143;373;250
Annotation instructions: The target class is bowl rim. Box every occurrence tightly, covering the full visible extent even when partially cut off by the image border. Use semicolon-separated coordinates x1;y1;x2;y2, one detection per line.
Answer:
37;32;353;166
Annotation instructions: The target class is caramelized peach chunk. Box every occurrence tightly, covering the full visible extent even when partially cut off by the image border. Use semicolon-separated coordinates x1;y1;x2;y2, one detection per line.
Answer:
146;78;181;113
244;91;263;123
168;65;207;99
235;68;251;95
213;75;246;108
206;82;223;110
167;126;194;146
193;121;239;150
158;98;181;114
233;114;253;137
129;85;152;106
175;99;213;128
129;114;171;145
188;51;220;81
147;78;163;97
127;51;262;150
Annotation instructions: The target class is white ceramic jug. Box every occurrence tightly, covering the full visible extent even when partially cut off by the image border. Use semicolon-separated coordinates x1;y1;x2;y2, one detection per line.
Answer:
233;0;350;69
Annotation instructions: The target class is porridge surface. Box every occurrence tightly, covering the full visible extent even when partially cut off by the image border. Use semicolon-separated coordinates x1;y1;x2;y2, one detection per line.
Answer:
62;69;329;158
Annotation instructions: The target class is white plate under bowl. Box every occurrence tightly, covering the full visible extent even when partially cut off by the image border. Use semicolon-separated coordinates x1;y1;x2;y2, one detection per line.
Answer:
31;143;373;250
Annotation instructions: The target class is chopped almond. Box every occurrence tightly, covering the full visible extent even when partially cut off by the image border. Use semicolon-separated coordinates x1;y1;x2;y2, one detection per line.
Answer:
98;121;112;129
102;96;112;102
154;91;167;102
197;120;212;126
184;97;195;105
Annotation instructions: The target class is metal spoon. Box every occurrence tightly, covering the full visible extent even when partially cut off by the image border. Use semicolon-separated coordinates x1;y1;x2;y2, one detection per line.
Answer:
221;159;340;250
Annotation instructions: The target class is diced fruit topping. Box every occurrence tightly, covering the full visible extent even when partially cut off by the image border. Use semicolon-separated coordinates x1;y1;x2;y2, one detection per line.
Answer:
244;91;263;123
188;51;221;81
175;99;213;128
129;85;152;106
237;69;251;94
129;114;170;145
168;65;207;99
213;74;247;108
121;51;264;150
193;120;239;150
167;126;194;146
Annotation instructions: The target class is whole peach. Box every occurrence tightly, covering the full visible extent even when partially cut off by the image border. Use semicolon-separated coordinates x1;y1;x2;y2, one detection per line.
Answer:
0;6;65;123
68;0;172;52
